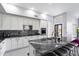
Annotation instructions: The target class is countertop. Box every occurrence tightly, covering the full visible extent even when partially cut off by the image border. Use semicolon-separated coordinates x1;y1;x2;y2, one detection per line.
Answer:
0;38;4;43
0;34;47;43
29;37;68;55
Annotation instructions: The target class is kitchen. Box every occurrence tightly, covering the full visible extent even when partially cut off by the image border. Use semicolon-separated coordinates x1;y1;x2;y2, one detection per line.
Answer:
0;3;79;56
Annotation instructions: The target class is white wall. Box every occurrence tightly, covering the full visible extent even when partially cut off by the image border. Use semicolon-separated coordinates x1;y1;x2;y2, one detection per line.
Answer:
47;15;54;37
53;12;78;42
53;13;67;38
67;12;78;41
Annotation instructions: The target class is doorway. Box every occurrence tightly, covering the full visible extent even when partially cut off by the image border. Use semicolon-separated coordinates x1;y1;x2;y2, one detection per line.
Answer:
54;24;62;43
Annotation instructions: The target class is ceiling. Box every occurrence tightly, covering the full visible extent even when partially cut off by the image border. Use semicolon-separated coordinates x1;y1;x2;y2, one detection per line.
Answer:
8;3;79;16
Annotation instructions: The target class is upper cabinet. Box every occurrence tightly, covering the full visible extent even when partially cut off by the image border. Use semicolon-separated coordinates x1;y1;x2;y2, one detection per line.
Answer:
16;16;23;30
32;19;40;30
10;15;18;30
0;13;40;30
0;13;2;30
23;17;33;25
40;20;48;28
2;14;11;30
23;17;40;30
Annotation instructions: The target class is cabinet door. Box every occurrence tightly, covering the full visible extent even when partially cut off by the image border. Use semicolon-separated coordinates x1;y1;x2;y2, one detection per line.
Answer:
29;45;35;56
23;37;29;47
2;14;11;30
6;38;12;51
0;40;7;56
40;20;48;28
11;38;17;50
17;17;23;30
17;37;23;48
0;13;2;30
10;15;18;30
17;47;29;56
27;19;33;25
23;18;33;25
33;20;40;30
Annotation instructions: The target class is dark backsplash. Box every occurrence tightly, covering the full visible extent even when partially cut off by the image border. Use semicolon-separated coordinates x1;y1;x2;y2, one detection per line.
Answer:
0;30;40;39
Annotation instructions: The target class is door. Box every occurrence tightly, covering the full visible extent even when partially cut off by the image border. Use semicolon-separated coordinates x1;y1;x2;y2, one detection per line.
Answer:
54;24;62;43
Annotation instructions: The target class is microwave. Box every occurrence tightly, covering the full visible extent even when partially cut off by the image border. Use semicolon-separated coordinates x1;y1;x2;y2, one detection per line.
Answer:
41;28;46;35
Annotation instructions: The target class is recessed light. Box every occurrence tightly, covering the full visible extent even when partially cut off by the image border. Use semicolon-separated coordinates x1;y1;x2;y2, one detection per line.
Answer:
43;12;48;15
29;7;35;10
48;3;53;5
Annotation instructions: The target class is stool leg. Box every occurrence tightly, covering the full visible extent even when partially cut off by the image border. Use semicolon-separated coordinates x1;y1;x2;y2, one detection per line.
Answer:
78;47;79;56
69;50;72;56
74;46;78;56
76;47;79;56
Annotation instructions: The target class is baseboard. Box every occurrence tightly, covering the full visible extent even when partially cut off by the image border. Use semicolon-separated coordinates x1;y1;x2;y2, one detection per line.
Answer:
5;46;29;54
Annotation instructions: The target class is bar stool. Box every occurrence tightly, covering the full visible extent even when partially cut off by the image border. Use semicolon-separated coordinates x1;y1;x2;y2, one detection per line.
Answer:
41;51;59;56
71;43;79;56
71;39;79;56
63;43;75;56
61;45;74;56
53;47;69;56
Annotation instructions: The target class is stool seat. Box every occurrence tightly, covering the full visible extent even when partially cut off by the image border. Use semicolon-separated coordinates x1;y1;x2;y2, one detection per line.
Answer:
71;39;79;46
53;48;68;56
41;51;58;56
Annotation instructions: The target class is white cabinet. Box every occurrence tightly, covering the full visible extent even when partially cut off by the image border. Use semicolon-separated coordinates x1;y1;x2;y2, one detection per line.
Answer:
0;39;7;56
32;19;40;30
27;19;33;25
17;37;23;48
0;13;2;30
23;37;29;47
6;38;12;51
11;38;17;49
29;44;35;56
6;36;29;51
23;17;28;25
10;15;18;30
40;20;48;28
17;17;23;30
5;35;46;53
2;14;11;30
23;18;33;25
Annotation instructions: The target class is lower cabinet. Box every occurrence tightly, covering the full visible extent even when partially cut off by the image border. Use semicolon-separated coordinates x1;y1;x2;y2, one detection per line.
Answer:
29;44;35;56
23;37;29;47
5;35;47;56
17;37;23;48
11;38;17;50
6;38;12;51
6;36;29;51
0;39;7;56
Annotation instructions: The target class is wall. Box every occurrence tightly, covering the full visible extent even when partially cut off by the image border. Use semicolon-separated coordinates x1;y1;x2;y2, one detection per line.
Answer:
53;13;67;38
67;12;78;41
47;15;54;37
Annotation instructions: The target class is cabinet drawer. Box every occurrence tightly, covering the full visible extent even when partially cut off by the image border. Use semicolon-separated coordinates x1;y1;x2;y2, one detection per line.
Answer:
29;45;35;56
23;39;29;47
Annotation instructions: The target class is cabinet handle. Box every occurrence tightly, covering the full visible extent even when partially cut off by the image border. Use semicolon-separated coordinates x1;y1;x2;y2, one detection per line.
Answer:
0;46;2;49
33;50;35;54
2;42;5;44
27;53;29;56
